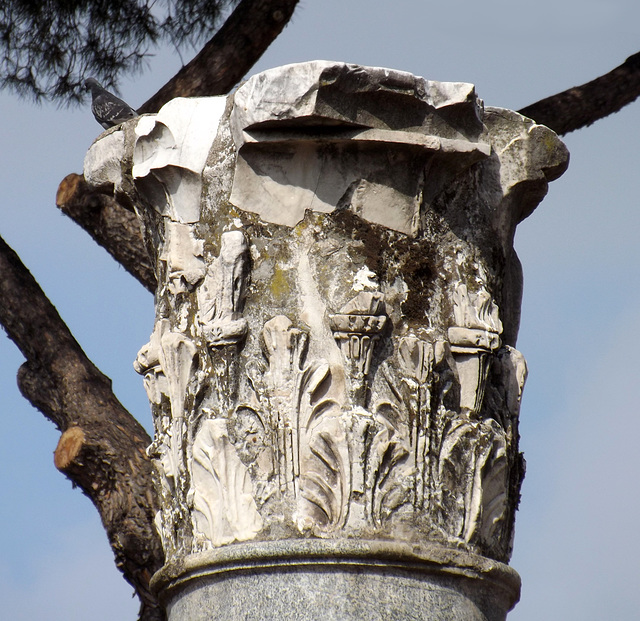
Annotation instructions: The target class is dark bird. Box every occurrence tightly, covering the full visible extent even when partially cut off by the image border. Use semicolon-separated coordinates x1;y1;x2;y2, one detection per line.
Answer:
85;78;138;129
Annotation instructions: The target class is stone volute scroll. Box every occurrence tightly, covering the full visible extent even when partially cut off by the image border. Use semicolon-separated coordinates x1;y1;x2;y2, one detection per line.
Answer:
85;61;568;620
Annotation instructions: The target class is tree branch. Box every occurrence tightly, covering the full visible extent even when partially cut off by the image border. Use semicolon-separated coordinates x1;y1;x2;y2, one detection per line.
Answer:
519;51;640;135
139;0;300;112
56;174;156;292
0;235;164;621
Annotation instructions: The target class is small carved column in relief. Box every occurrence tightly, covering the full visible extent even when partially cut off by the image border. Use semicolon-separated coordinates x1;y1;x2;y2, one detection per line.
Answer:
134;318;198;558
329;291;388;527
448;283;503;415
261;315;308;495
329;291;387;407
196;230;250;416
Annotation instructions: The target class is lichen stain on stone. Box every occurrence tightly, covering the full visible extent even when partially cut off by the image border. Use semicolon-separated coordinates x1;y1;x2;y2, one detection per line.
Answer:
328;208;386;276
269;265;291;303
293;218;310;236
399;255;435;322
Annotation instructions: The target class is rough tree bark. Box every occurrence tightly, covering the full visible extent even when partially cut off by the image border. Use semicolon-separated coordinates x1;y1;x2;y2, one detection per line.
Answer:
518;52;640;136
0;236;164;621
56;173;156;292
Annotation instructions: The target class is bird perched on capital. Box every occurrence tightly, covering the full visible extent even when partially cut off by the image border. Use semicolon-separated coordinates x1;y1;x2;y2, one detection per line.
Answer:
85;78;138;129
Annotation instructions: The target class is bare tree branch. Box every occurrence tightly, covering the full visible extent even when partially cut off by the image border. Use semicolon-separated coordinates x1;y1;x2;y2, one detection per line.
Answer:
0;235;164;621
56;174;156;292
139;0;300;112
519;51;640;135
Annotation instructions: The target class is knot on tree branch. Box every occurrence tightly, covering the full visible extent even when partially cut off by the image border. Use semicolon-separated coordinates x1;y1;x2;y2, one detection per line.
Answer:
54;426;86;470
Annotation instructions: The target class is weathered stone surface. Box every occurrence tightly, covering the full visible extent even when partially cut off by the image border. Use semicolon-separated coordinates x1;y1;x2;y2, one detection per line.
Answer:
132;97;227;223
84;127;126;190
229;61;491;233
85;60;568;618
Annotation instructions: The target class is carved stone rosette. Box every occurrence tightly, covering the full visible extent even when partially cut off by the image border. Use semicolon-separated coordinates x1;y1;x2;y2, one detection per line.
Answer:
86;61;568;620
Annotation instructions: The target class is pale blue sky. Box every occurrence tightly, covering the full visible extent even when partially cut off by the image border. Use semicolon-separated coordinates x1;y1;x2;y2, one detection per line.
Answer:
1;1;639;618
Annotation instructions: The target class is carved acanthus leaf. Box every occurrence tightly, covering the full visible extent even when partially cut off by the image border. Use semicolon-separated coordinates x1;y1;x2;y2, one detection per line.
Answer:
368;404;412;525
297;357;347;532
191;419;263;548
451;283;502;338
159;329;197;479
298;411;349;532
437;417;508;546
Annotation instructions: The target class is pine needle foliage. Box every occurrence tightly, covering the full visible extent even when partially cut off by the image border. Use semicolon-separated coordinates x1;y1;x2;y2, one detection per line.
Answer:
0;0;237;103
